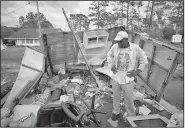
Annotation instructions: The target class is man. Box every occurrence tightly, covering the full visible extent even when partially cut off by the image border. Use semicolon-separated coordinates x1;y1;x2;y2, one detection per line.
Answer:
107;31;148;127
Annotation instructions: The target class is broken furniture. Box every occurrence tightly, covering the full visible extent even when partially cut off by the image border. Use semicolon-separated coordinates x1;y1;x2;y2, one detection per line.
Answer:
78;30;112;66
83;30;109;49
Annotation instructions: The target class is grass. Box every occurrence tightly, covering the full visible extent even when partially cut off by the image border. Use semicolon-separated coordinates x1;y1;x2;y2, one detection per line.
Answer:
1;46;26;82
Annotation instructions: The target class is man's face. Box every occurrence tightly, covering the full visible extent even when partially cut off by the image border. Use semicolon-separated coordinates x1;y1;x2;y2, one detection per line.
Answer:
117;38;129;48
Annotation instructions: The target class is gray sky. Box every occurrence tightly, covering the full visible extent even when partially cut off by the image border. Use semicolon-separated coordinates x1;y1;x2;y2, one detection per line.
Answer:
1;1;148;30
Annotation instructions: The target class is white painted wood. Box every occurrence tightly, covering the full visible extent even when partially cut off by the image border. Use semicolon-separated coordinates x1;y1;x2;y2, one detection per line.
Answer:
172;34;182;43
126;114;169;127
83;30;109;49
3;47;45;109
22;47;45;71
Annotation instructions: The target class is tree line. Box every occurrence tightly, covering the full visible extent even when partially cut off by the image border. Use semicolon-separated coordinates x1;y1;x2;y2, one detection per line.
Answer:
16;1;183;41
69;1;183;36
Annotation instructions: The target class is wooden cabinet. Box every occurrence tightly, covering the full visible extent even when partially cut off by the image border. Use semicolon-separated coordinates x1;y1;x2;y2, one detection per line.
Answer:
83;30;109;49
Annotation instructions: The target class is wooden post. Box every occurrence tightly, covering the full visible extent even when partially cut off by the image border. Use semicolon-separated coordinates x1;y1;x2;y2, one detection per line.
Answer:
98;1;100;30
63;32;68;65
42;34;53;77
62;8;112;90
149;1;154;29
156;53;179;102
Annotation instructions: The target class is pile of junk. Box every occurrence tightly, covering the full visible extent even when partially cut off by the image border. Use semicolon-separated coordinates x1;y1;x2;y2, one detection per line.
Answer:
1;64;114;127
1;63;183;127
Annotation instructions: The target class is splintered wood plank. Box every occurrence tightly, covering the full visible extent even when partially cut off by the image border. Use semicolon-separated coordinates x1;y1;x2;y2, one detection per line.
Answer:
148;65;167;93
153;46;177;71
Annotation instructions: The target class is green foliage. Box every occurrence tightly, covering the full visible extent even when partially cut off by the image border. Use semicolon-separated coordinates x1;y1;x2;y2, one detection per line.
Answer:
70;14;90;31
1;26;15;39
162;27;176;40
19;12;53;28
88;1;109;28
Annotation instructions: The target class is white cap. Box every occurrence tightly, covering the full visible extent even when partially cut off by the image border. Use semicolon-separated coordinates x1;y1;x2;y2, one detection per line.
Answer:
114;31;128;41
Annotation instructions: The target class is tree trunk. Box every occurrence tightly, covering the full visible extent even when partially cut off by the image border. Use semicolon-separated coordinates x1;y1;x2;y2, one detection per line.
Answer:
149;1;154;29
98;1;100;29
127;1;130;28
145;1;150;28
121;2;123;26
138;6;140;27
80;16;82;31
176;1;181;34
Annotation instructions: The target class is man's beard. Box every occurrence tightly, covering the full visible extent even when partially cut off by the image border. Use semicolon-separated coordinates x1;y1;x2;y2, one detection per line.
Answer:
119;42;130;48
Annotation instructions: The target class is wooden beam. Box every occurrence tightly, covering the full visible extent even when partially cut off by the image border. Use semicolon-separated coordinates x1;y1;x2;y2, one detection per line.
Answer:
22;64;44;73
156;53;179;102
63;32;68;64
146;45;156;84
62;8;103;89
43;34;54;77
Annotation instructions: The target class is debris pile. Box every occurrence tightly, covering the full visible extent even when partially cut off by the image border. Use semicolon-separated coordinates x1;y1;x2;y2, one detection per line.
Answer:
1;66;178;127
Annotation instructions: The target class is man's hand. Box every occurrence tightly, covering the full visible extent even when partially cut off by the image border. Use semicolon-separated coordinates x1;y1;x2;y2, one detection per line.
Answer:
127;69;142;77
111;65;118;74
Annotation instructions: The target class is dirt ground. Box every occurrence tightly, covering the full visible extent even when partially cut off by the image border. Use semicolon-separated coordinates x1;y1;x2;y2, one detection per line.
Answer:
1;46;183;110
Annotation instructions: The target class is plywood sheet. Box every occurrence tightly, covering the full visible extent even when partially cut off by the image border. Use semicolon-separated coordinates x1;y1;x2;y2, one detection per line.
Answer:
148;65;167;93
4;66;41;108
47;32;76;68
153;46;177;70
3;47;45;109
22;48;45;71
46;32;64;46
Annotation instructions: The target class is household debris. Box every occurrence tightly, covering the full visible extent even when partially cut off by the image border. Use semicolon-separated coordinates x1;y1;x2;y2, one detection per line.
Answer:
138;105;151;115
1;63;176;127
167;111;183;127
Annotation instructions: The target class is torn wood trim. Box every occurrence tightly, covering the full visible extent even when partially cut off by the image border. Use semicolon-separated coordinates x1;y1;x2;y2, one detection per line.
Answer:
130;31;183;55
156;53;179;102
22;64;44;73
1;91;10;107
26;46;44;54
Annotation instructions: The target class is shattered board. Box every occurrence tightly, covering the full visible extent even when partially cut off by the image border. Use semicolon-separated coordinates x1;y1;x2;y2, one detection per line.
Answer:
3;47;45;110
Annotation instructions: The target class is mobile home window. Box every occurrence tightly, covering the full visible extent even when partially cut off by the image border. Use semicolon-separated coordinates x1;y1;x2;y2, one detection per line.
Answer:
26;39;33;44
22;40;25;44
34;39;38;44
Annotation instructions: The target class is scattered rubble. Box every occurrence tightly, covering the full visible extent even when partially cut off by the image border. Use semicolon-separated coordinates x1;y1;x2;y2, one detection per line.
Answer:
1;66;178;127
